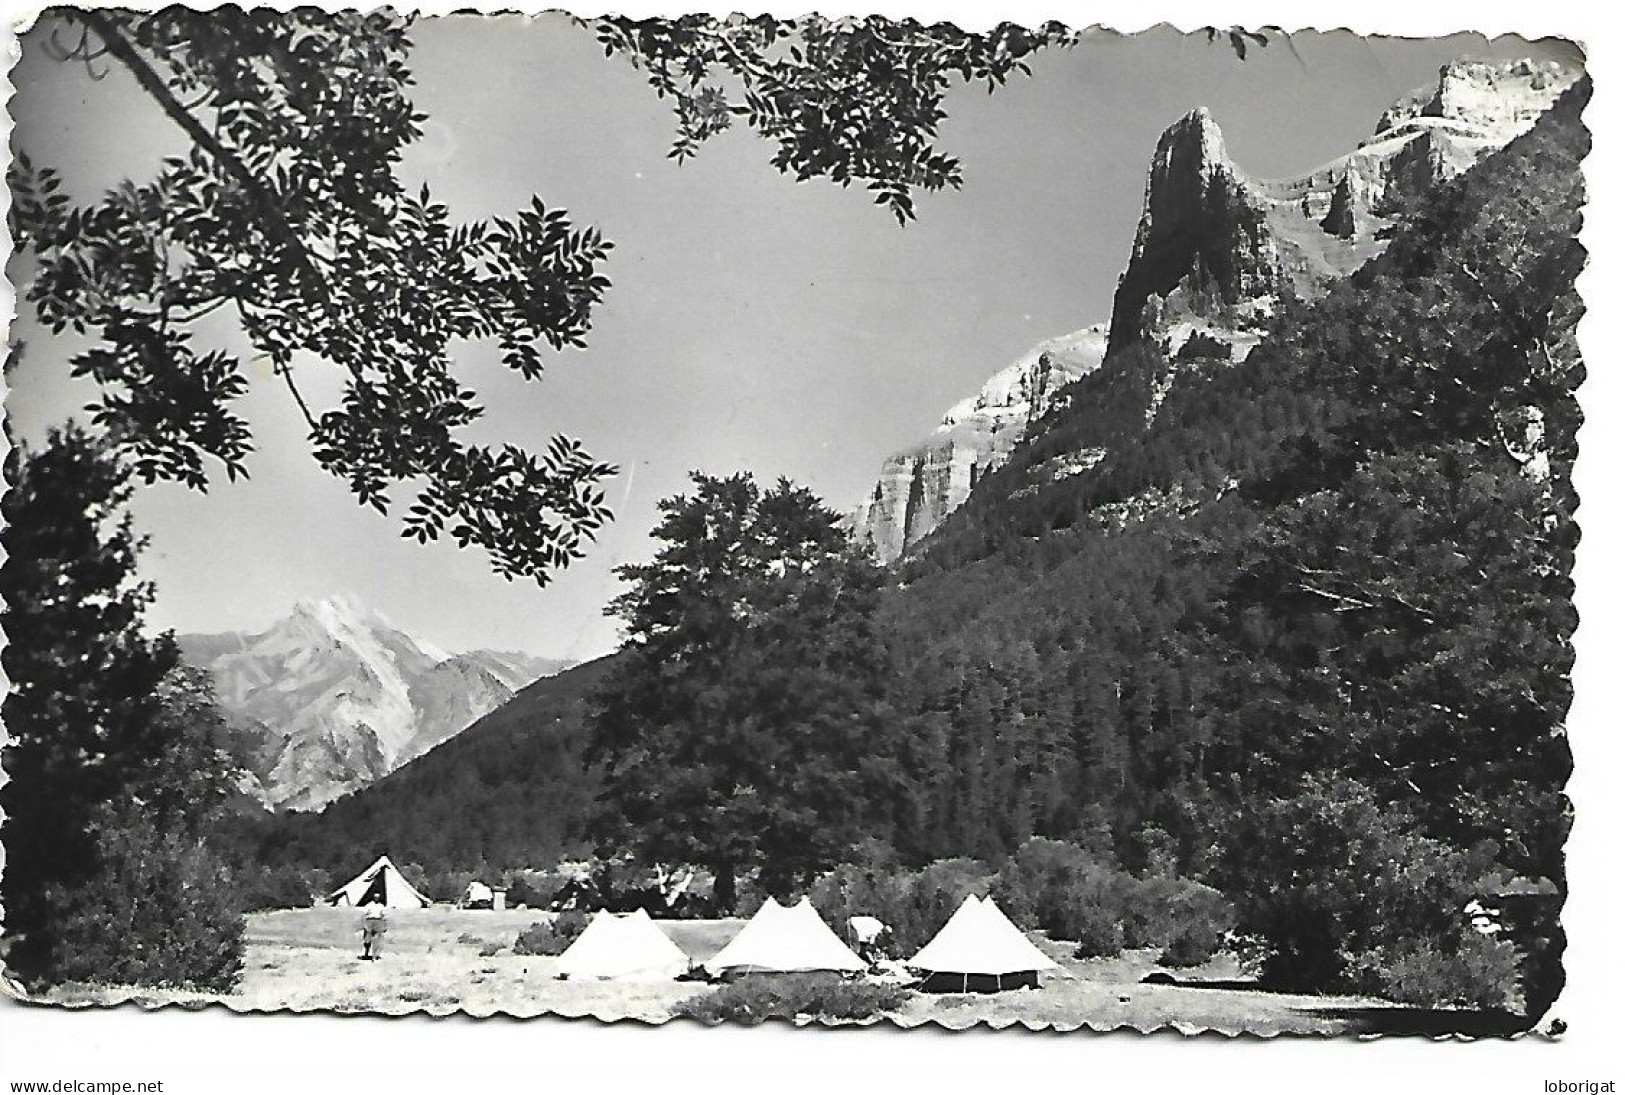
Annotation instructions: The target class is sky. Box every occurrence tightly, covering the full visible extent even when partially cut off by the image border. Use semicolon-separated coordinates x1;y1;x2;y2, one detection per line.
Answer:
5;16;1582;659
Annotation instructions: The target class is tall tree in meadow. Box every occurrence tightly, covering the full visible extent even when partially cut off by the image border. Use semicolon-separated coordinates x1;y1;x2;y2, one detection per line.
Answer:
1;426;244;989
1;425;178;981
589;473;902;910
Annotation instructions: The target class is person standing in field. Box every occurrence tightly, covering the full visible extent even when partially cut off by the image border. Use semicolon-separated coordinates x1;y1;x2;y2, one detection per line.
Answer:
361;904;388;960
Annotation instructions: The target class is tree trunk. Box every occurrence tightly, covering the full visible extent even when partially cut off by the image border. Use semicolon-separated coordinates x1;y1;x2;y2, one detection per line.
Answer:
714;861;737;914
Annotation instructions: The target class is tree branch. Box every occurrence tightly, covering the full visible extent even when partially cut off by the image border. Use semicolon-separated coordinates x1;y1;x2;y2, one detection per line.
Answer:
169;297;229;325
1295;581;1379;614
79;10;332;436
703;26;778;83
1292;566;1436;623
78;12;330;313
274;360;318;431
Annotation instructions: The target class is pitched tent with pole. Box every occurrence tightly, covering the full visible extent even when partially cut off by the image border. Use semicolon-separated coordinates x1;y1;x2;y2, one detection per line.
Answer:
704;897;868;977
907;894;1062;993
326;855;432;909
556;908;691;980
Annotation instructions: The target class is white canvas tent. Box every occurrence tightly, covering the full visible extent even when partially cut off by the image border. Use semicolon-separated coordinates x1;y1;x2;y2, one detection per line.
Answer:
850;915;889;945
326;855;432;909
556;908;690;980
908;895;1061;992
459;880;495;908
705;897;868;976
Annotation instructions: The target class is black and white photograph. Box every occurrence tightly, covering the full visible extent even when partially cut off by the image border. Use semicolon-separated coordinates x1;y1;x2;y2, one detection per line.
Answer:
0;0;1612;1071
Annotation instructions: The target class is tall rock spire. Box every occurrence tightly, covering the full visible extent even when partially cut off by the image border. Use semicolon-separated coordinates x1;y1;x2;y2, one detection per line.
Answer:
1107;107;1283;356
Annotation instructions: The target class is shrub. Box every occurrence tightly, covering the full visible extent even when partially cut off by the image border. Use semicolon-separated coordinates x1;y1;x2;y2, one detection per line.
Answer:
993;838;1132;956
512;909;591;956
235;863;328;912
1159;921;1222;968
1119;876;1171;948
423;867;488;905
1044;868;1128;942
991;838;1103;930
1217;776;1504;993
1345;931;1522;1010
990;837;1233;962
46;807;245;992
1124;876;1233;952
732;880;773;920
1069;906;1126;959
908;859;995;939
502;870;569;911
675;973;908;1024
477;941;504;958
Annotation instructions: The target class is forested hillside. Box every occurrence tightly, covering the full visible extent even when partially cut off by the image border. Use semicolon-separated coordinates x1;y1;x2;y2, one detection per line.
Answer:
882;79;1584;877
863;78;1585;1009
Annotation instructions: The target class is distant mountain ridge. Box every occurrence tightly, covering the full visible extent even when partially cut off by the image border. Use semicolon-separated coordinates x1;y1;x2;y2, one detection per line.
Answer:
265;655;616;876
180;594;572;812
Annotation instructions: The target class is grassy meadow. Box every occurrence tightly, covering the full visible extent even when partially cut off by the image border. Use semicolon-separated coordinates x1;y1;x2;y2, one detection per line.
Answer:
42;905;1417;1034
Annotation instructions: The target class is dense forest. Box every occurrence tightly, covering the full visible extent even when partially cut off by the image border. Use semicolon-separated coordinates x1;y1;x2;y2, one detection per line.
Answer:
239;79;1585;1017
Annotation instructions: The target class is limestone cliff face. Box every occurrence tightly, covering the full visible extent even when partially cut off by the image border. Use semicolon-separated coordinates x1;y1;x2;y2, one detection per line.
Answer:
851;324;1107;563
1108;58;1578;358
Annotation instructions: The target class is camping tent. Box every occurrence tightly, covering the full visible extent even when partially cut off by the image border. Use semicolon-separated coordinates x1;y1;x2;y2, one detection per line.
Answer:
850;916;889;945
326;856;432;909
705;897;868;977
556;908;691;980
459;880;495;909
907;895;1061;993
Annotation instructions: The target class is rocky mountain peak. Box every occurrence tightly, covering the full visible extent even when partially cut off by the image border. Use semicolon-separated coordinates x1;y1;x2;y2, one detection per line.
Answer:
181;598;571;811
286;592;449;659
1107;105;1282;357
1161;106;1231;167
290;590;371;626
1108;57;1579;360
